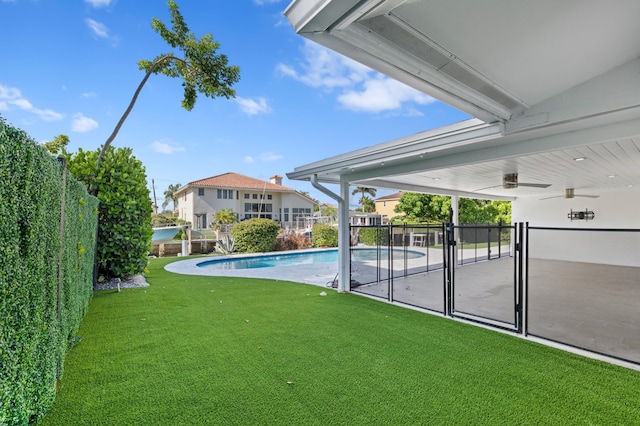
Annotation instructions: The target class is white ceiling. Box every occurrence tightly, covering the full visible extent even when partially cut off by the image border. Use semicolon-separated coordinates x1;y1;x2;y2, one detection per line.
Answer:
285;0;640;201
391;0;640;107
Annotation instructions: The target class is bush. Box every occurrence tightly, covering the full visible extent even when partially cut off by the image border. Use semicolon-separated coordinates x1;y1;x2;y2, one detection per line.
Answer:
231;219;280;253
311;223;338;247
66;146;152;279
276;232;312;251
357;227;390;246
0;117;98;424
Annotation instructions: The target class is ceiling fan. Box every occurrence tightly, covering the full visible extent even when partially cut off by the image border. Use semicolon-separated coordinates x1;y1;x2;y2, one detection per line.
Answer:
475;173;552;191
540;188;600;200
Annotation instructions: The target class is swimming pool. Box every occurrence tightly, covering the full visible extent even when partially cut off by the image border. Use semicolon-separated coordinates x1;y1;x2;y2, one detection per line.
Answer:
197;248;425;270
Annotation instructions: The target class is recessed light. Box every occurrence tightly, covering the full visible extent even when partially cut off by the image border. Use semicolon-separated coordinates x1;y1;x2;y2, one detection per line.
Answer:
432;177;441;181
607;174;616;178
574;157;587;161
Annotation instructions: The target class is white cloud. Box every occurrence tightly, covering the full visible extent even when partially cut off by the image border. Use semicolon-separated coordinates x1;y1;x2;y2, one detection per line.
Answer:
253;0;283;5
276;40;367;89
84;0;112;7
0;83;64;121
337;76;434;113
81;92;97;98
243;152;282;163
151;140;186;154
235;97;271;116
85;18;109;38
71;113;98;132
259;152;283;162
277;39;434;114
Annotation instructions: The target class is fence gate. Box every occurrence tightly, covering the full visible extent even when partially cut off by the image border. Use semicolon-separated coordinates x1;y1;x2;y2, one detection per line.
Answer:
446;223;523;332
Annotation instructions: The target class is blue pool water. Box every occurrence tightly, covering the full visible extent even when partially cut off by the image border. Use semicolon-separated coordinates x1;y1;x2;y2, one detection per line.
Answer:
197;248;425;270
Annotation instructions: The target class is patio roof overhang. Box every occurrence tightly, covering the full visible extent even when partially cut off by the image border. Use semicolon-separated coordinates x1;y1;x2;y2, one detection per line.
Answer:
284;0;640;201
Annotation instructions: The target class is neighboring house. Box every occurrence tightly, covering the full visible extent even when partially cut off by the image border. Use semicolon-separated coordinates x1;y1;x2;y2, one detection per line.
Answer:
349;212;383;226
175;173;316;229
375;191;404;222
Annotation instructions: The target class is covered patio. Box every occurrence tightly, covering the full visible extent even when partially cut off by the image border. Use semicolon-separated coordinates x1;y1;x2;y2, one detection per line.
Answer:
284;0;640;367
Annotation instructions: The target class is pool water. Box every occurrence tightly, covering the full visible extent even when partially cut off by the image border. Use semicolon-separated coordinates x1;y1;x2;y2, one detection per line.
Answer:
197;248;425;270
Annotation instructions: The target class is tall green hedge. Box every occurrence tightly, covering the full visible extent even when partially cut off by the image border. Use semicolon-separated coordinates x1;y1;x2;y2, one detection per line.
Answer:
0;118;98;425
357;226;390;246
311;223;338;247
231;218;280;253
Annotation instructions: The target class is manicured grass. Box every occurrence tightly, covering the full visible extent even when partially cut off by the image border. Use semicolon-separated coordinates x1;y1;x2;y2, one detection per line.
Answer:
41;257;639;425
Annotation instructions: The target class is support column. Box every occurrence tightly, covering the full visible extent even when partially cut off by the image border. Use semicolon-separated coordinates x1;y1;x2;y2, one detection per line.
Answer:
309;174;350;292
338;179;351;292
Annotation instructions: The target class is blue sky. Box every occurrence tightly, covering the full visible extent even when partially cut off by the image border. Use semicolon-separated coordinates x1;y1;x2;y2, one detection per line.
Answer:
0;0;469;207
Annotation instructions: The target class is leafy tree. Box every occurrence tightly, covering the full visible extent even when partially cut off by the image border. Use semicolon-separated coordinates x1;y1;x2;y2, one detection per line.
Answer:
320;205;338;222
94;0;240;180
352;186;377;207
393;193;450;223
393;192;511;224
162;183;182;211
66;146;153;279
42;134;70;156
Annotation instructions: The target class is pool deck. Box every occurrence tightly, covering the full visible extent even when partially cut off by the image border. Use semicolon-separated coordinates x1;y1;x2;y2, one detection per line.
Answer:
164;248;341;287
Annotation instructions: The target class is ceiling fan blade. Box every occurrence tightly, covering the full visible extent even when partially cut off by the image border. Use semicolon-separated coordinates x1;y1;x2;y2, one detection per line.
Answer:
540;195;562;200
519;183;552;188
473;184;502;192
575;194;600;198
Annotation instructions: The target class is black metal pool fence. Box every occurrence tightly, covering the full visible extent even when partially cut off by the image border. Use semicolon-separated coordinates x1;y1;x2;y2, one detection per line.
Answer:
349;223;640;366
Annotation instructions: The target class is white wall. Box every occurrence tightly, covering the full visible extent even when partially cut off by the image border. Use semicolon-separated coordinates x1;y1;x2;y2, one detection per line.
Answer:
513;191;640;266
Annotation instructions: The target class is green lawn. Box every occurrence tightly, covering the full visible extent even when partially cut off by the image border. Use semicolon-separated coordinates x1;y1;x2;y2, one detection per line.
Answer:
41;257;639;425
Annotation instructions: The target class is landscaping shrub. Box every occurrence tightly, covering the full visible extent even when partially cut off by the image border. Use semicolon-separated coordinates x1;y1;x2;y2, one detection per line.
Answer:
357;226;390;246
0;117;98;424
311;223;338;247
276;232;312;251
66;146;153;279
231;218;280;253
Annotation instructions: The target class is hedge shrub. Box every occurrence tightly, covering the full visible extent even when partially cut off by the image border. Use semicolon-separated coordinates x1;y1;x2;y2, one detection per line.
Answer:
66;146;153;279
357;226;390;246
231;219;280;253
0;117;98;424
311;223;338;247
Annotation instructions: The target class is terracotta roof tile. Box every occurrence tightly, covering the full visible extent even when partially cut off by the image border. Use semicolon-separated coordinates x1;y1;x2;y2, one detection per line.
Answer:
188;172;295;192
375;191;404;201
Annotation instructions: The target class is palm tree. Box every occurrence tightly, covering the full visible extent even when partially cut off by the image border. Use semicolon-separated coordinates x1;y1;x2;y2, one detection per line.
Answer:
162;183;182;211
213;208;238;229
352;186;377;207
361;196;376;213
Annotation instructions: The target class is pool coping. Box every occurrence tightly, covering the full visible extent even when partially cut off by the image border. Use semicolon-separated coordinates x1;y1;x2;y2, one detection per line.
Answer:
163;248;340;287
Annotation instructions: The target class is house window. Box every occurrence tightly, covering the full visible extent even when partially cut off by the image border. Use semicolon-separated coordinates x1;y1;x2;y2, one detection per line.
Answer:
284;208;289;222
198;188;205;196
244;194;250;199
217;189;233;199
383;201;387;207
267;194;272;200
243;203;273;219
252;194;258;199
